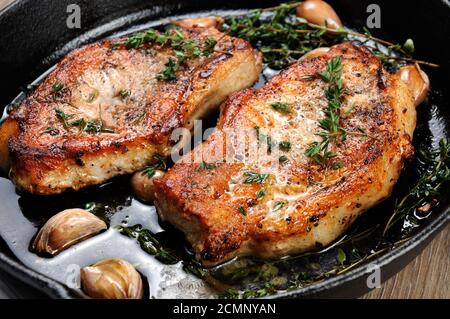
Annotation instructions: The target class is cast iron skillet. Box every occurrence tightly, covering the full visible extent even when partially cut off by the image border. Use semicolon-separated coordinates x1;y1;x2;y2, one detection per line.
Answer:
0;0;448;298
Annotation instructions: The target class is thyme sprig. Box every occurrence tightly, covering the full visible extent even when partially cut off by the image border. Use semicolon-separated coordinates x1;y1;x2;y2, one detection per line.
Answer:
305;56;346;166
117;224;211;279
54;109;115;134
120;27;217;81
116;224;179;264
383;138;450;235
243;171;269;184
221;2;438;71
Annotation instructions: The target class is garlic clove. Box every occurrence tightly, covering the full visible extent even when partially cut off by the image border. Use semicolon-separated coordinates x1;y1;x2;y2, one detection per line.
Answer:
32;208;107;256
300;47;330;60
131;169;165;203
398;63;430;107
80;258;144;299
175;16;224;29
296;0;342;30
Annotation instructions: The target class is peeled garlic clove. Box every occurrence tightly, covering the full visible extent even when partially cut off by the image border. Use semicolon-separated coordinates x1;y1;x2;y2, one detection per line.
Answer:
32;209;107;256
296;0;342;30
80;258;144;299
131;169;165;203
175;16;224;29
300;47;330;60
398;64;430;106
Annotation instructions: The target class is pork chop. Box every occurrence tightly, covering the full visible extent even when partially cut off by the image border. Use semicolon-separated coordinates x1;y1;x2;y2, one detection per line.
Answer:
0;25;262;194
154;42;416;266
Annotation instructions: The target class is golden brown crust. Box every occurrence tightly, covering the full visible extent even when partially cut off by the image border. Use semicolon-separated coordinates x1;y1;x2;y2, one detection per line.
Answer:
154;42;417;266
2;27;262;194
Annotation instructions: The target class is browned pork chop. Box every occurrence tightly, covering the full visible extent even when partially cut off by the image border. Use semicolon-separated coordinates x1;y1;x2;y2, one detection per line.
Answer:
154;42;417;266
0;26;262;194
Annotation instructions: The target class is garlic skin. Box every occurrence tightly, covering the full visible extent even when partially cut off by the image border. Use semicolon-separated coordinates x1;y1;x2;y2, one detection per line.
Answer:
175;16;224;29
296;0;342;30
398;64;430;107
300;47;330;60
32;209;107;256
80;259;144;299
131;169;165;203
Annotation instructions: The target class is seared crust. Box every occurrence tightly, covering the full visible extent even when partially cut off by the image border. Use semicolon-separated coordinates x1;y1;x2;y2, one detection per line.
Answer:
154;42;416;266
1;26;262;194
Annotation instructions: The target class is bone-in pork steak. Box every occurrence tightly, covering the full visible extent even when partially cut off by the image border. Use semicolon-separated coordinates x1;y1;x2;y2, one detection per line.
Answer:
0;26;262;194
154;42;416;266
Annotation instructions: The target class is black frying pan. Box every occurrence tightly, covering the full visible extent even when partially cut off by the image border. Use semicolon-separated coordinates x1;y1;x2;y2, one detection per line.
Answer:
0;0;448;299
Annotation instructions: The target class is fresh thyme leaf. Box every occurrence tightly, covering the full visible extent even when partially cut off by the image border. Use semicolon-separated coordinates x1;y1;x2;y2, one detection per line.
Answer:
332;161;344;169
42;127;59;135
279;155;289;163
271;102;291;114
118;89;131;99
202;36;217;56
84;202;97;211
337;248;346;265
197;161;217;171
84;120;115;134
85;120;102;133
221;288;240;299
183;260;208;278
279;141;291;151
305;141;321;158
254;127;275;153
238;206;247;216
87;90;98;103
141;154;167;178
256;188;267;198
243;171;269;184
54;109;73;128
317;56;343;83
52;82;64;94
157;58;178;81
272;201;286;212
156;248;179;264
403;38;415;54
70;118;87;130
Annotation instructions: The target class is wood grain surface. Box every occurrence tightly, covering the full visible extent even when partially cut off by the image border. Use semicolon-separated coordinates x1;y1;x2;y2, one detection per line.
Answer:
0;0;448;299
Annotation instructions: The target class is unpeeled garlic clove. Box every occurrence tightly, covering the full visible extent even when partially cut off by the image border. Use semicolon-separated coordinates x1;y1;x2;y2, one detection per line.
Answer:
175;16;224;29
131;169;165;203
398;64;430;106
300;47;330;60
296;0;342;30
32;208;107;256
80;258;144;299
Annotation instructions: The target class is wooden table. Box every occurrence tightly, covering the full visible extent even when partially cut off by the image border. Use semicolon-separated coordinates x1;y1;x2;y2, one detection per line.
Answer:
0;0;448;299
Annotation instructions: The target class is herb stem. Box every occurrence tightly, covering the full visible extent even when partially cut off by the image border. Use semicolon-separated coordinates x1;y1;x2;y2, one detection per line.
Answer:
260;1;303;12
383;138;450;235
262;48;307;55
304;22;440;68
